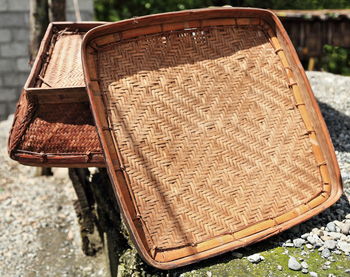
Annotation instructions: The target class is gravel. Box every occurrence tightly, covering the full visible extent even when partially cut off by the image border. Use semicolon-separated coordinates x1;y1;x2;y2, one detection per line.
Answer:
0;116;107;276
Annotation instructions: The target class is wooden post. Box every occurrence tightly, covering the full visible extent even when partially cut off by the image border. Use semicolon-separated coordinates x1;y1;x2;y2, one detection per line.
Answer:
48;0;66;21
29;0;66;176
29;0;49;62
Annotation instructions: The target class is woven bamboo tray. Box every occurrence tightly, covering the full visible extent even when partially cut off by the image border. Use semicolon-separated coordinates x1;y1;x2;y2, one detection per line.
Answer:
82;8;342;269
8;22;105;167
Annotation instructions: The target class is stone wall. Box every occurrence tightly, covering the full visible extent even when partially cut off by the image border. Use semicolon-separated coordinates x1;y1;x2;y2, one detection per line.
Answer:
0;0;94;120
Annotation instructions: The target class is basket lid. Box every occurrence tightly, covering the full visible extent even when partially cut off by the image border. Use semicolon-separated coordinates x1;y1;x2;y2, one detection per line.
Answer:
82;8;342;269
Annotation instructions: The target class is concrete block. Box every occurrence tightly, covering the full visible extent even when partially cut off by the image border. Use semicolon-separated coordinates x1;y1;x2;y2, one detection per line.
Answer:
81;11;94;21
0;88;17;101
8;0;29;11
0;0;8;11
0;102;7;119
66;11;93;21
0;59;16;72
66;0;93;12
0;12;27;27
7;99;18;114
1;42;27;57
3;72;28;86
0;29;11;42
16;57;30;71
11;28;29;42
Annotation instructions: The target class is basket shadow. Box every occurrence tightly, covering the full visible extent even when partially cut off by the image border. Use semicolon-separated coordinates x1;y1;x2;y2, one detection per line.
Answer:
166;194;350;276
317;100;350;153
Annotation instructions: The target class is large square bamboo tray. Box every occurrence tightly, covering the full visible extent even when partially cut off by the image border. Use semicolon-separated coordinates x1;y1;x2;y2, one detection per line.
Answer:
8;22;105;167
82;8;342;269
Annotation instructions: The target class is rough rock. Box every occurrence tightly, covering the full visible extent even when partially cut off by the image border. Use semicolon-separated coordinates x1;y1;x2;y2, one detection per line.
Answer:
321;248;331;258
288;256;302;271
301;261;308;269
323;240;337;250
293;238;306;248
341;223;350;235
337;241;350;253
247;254;264;264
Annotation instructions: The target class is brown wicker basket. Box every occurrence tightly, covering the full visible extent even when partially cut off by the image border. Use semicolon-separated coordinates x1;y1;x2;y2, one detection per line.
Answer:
82;8;342;269
8;22;105;167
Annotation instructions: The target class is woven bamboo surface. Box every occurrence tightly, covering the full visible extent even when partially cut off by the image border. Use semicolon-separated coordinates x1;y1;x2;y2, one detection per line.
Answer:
95;25;322;250
17;101;100;154
39;32;85;88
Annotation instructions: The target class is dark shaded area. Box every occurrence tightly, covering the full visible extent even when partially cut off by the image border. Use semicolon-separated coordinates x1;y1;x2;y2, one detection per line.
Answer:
317;100;350;153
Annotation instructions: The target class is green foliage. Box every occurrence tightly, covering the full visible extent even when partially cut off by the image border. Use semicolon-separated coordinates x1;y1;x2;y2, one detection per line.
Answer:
94;0;350;21
322;45;350;75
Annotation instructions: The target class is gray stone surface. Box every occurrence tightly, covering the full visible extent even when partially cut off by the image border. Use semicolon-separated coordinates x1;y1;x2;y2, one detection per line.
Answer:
321;248;331;258
247;253;264;263
326;222;336;232
341;223;350;235
16;58;30;72
337;241;350;253
0;88;16;101
301;261;308;269
288;256;302;271
3;72;27;86
324;240;337;250
293;238;306;248
0;0;94;120
1;42;27;57
0;29;11;42
0;0;8;11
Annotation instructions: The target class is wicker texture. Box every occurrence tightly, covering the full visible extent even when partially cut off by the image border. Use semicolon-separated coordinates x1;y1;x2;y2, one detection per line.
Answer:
8;23;104;166
96;25;322;250
17;102;100;153
39;32;85;88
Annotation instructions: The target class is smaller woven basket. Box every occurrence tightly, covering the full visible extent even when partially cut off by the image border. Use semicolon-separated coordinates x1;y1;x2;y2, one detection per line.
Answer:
8;22;105;167
82;8;342;269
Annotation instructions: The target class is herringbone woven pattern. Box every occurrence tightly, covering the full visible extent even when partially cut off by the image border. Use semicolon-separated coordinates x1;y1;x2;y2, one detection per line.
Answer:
96;25;322;249
40;32;85;88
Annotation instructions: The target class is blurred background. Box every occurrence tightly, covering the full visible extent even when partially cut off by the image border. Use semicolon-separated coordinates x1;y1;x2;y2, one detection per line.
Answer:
0;0;350;121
